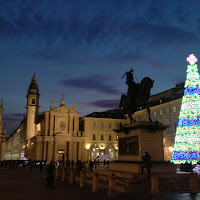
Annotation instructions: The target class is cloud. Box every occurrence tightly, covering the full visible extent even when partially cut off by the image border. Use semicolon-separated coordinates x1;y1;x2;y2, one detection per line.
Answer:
3;113;25;136
4;113;25;123
86;99;120;108
58;75;121;95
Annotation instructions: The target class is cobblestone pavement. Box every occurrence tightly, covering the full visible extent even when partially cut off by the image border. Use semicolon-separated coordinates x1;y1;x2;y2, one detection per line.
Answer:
0;167;200;200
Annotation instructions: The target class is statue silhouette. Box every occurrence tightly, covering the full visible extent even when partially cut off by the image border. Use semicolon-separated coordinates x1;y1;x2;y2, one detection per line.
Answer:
119;69;154;123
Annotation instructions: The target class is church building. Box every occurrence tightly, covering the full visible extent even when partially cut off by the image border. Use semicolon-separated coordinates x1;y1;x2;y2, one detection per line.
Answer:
6;75;85;163
25;75;85;162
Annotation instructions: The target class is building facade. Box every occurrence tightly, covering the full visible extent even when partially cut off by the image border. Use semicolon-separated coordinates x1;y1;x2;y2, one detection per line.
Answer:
132;82;184;161
5;121;26;160
79;110;127;161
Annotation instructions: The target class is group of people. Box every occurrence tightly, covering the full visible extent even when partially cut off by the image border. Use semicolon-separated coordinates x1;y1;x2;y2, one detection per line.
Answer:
0;160;26;169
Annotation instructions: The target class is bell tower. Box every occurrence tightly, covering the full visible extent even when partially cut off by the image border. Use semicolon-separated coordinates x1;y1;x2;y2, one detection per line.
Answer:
26;74;40;145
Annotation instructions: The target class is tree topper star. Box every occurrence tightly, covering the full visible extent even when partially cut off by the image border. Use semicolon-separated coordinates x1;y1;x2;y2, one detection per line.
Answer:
187;54;198;65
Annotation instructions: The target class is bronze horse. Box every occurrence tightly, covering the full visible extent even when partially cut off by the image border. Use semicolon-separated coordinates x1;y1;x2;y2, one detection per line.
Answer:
119;77;154;123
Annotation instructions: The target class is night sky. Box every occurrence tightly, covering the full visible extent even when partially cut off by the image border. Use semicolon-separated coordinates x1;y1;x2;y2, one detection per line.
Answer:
1;0;200;135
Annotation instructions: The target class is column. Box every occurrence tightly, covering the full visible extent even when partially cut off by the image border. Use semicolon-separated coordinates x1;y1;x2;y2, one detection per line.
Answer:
74;117;77;134
69;142;73;161
78;142;84;161
73;142;77;162
47;141;53;163
49;114;54;136
36;141;42;160
43;141;47;161
44;112;49;136
0;140;5;160
69;117;73;135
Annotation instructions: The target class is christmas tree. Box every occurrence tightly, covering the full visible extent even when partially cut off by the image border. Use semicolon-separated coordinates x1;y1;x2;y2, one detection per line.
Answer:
172;54;200;164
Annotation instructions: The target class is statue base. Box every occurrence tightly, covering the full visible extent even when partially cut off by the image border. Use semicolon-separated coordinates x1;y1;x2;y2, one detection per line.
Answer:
112;121;176;174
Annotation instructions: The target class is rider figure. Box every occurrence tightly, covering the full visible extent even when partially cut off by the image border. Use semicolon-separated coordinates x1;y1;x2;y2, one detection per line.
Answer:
122;69;138;97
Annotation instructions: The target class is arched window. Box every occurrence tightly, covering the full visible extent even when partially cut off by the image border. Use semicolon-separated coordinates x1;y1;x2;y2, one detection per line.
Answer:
32;99;35;104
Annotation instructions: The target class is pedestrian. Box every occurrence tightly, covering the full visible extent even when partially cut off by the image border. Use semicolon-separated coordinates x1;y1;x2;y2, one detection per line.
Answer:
46;161;55;186
66;159;70;169
103;159;106;166
89;160;93;172
71;159;74;169
141;152;152;177
39;160;43;174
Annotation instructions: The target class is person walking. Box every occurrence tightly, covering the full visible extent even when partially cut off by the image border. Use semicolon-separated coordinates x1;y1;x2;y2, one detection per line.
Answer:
46;161;55;186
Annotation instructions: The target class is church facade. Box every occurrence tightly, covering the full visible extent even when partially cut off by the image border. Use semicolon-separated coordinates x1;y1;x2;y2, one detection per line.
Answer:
25;75;85;163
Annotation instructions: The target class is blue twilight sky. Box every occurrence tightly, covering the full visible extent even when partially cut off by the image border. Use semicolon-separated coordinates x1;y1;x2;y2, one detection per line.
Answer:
1;0;200;135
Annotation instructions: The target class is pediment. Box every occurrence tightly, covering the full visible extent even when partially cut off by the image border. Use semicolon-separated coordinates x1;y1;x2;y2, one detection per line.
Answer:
51;106;76;114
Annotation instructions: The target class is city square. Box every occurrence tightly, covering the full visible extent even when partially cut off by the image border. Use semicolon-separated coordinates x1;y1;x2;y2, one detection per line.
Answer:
1;1;200;199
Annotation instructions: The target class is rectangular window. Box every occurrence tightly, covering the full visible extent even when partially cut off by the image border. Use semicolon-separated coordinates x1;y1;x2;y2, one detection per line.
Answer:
32;99;35;104
160;110;163;115
101;135;104;140
109;134;112;141
93;134;96;140
116;123;120;129
154;112;157;117
173;107;176;112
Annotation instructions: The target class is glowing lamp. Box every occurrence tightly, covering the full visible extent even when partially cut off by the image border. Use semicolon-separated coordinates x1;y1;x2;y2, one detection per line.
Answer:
187;54;198;65
86;144;90;150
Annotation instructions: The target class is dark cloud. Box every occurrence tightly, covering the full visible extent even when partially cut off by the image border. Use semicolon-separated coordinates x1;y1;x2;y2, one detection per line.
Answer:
4;113;25;123
58;75;121;95
3;113;25;136
99;53;169;69
87;99;120;108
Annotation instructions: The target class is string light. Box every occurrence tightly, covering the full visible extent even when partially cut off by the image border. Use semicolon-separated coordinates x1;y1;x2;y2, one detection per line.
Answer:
172;54;200;164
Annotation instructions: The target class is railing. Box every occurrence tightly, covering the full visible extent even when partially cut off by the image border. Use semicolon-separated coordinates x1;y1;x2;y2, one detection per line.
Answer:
55;166;200;197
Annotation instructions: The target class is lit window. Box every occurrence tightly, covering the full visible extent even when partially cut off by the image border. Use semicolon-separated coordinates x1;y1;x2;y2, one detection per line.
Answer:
32;99;35;104
173;107;176;112
154;112;157;117
160;110;162;115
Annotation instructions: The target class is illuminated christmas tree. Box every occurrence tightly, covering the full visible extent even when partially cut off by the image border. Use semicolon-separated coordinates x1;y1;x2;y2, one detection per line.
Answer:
172;54;200;164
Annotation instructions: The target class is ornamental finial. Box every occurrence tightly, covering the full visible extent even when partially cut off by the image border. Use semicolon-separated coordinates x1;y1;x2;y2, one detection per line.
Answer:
187;54;198;65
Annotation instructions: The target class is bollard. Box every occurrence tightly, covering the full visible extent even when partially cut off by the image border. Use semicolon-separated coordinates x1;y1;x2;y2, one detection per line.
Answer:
70;168;75;184
80;170;86;188
189;173;197;194
151;175;160;195
62;167;66;182
108;173;116;198
92;172;99;192
55;167;59;180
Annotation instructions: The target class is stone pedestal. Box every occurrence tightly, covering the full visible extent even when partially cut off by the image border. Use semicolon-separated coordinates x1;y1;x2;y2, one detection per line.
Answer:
111;121;176;174
116;121;167;162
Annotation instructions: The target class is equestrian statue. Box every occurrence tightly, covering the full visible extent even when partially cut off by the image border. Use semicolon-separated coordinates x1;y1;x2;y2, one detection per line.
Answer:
119;69;154;123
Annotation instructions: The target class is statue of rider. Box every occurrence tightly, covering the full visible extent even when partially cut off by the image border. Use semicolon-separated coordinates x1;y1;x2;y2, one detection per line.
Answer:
121;69;138;98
